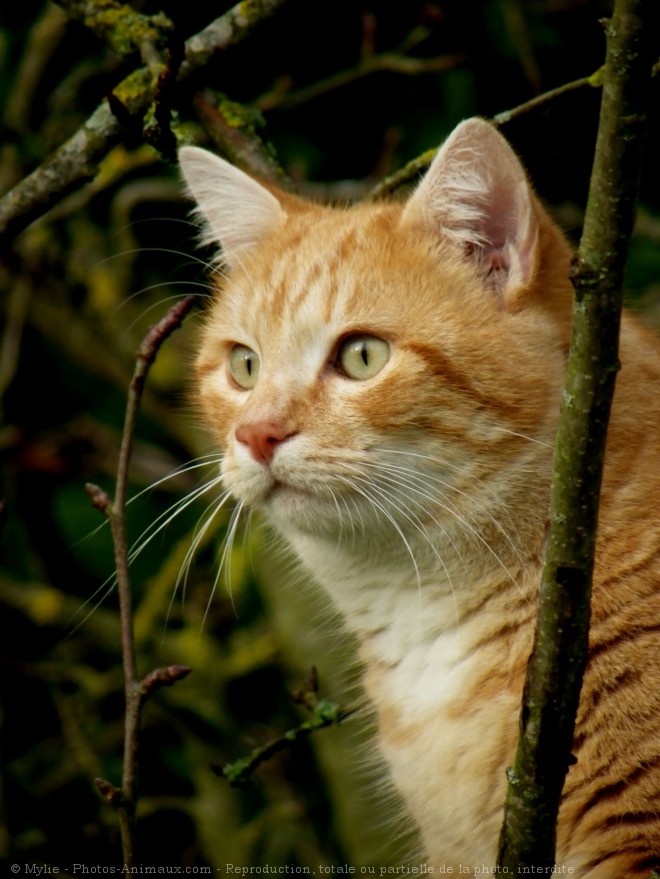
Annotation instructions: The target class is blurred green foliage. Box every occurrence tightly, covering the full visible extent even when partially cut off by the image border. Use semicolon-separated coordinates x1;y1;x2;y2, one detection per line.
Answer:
1;0;659;871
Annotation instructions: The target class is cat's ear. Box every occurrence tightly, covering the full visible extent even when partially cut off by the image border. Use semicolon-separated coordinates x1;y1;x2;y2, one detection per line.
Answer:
401;118;538;299
179;146;285;267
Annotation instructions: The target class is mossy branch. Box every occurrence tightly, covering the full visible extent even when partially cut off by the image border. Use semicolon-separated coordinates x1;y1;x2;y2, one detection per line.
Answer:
497;0;657;871
193;90;290;188
0;0;289;242
52;0;174;66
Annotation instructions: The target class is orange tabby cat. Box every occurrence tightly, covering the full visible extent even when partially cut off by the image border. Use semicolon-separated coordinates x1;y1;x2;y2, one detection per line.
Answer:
179;119;660;877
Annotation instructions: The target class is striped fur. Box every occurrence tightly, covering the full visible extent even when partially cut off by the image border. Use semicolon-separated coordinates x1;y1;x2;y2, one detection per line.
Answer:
180;119;660;876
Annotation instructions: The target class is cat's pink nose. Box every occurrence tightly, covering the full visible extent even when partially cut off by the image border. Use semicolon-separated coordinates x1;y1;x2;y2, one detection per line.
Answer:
235;420;296;465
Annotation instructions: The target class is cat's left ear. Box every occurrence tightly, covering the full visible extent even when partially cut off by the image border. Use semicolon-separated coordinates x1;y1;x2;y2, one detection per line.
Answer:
179;146;285;268
401;118;539;301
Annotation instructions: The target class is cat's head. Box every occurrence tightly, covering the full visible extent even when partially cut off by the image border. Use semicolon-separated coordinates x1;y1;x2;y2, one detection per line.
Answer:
180;119;572;548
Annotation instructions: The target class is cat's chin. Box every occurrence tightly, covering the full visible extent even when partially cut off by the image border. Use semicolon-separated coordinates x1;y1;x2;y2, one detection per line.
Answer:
262;481;342;535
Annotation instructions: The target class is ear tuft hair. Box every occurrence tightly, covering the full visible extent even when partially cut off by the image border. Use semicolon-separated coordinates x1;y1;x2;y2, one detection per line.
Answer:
179;146;285;268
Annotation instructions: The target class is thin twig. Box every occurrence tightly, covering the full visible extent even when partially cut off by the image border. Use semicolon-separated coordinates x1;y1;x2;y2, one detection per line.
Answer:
216;701;354;788
86;294;195;865
370;71;604;200
214;669;354;788
497;0;657;870
254;13;463;113
255;50;465;113
371;57;659;201
492;71;601;126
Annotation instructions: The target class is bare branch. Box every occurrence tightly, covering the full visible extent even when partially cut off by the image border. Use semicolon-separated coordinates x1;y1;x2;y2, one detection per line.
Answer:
255;15;465;113
370;72;602;200
87;295;196;866
492;70;601;126
214;670;354;788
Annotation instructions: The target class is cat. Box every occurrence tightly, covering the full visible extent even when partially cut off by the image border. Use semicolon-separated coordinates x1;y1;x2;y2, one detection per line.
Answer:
178;118;660;878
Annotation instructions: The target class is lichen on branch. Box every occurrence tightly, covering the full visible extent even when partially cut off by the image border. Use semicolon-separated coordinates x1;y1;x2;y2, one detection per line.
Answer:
52;0;174;63
0;0;290;242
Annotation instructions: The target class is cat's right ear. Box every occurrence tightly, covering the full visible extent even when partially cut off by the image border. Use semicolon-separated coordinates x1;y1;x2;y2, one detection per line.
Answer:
179;146;285;268
400;118;539;301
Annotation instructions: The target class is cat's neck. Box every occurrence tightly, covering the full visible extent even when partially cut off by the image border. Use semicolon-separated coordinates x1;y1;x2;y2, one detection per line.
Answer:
283;513;540;660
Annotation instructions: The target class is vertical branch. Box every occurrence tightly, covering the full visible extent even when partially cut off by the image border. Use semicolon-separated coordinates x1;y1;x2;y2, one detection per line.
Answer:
87;295;195;865
497;0;657;870
499;0;657;873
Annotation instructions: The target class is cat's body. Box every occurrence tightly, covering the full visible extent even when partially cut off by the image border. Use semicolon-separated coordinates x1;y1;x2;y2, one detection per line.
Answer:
179;119;660;877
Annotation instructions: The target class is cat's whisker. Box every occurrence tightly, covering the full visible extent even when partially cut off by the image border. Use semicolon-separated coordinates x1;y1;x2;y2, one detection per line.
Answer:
70;457;226;635
203;498;247;626
66;571;118;634
119;288;208;335
347;469;462;621
486;425;554;448
334;474;424;593
377;465;522;597
99;245;219;276
352;471;464;626
68;458;212;619
344;491;363;550
120;279;211;308
176;487;233;592
128;469;226;568
369;469;464;561
126;453;224;506
370;449;528;572
166;487;234;628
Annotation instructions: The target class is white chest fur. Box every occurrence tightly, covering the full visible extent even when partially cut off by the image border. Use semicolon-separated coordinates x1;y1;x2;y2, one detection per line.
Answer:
287;530;531;870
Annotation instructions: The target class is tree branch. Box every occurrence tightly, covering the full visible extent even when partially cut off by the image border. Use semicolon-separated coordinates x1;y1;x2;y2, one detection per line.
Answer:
370;60;657;200
255;14;464;113
86;295;195;866
52;0;174;67
0;0;290;242
193;91;290;188
213;668;354;788
497;0;657;870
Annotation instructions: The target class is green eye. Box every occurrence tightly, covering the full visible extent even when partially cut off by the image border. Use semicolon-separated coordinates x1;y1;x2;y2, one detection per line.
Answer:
229;344;260;389
337;335;390;381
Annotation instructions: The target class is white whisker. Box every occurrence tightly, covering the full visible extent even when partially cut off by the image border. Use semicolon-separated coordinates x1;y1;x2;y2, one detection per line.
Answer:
343;468;461;624
72;456;225;631
166;487;234;629
370;449;526;577
128;469;226;568
335;472;424;595
203;498;246;626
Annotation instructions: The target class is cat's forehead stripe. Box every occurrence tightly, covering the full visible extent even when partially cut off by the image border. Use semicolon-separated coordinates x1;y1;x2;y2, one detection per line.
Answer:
275;208;392;322
260;211;374;329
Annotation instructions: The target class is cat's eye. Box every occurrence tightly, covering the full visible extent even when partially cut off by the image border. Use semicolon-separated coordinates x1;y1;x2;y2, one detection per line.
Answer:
228;344;260;389
337;334;390;381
